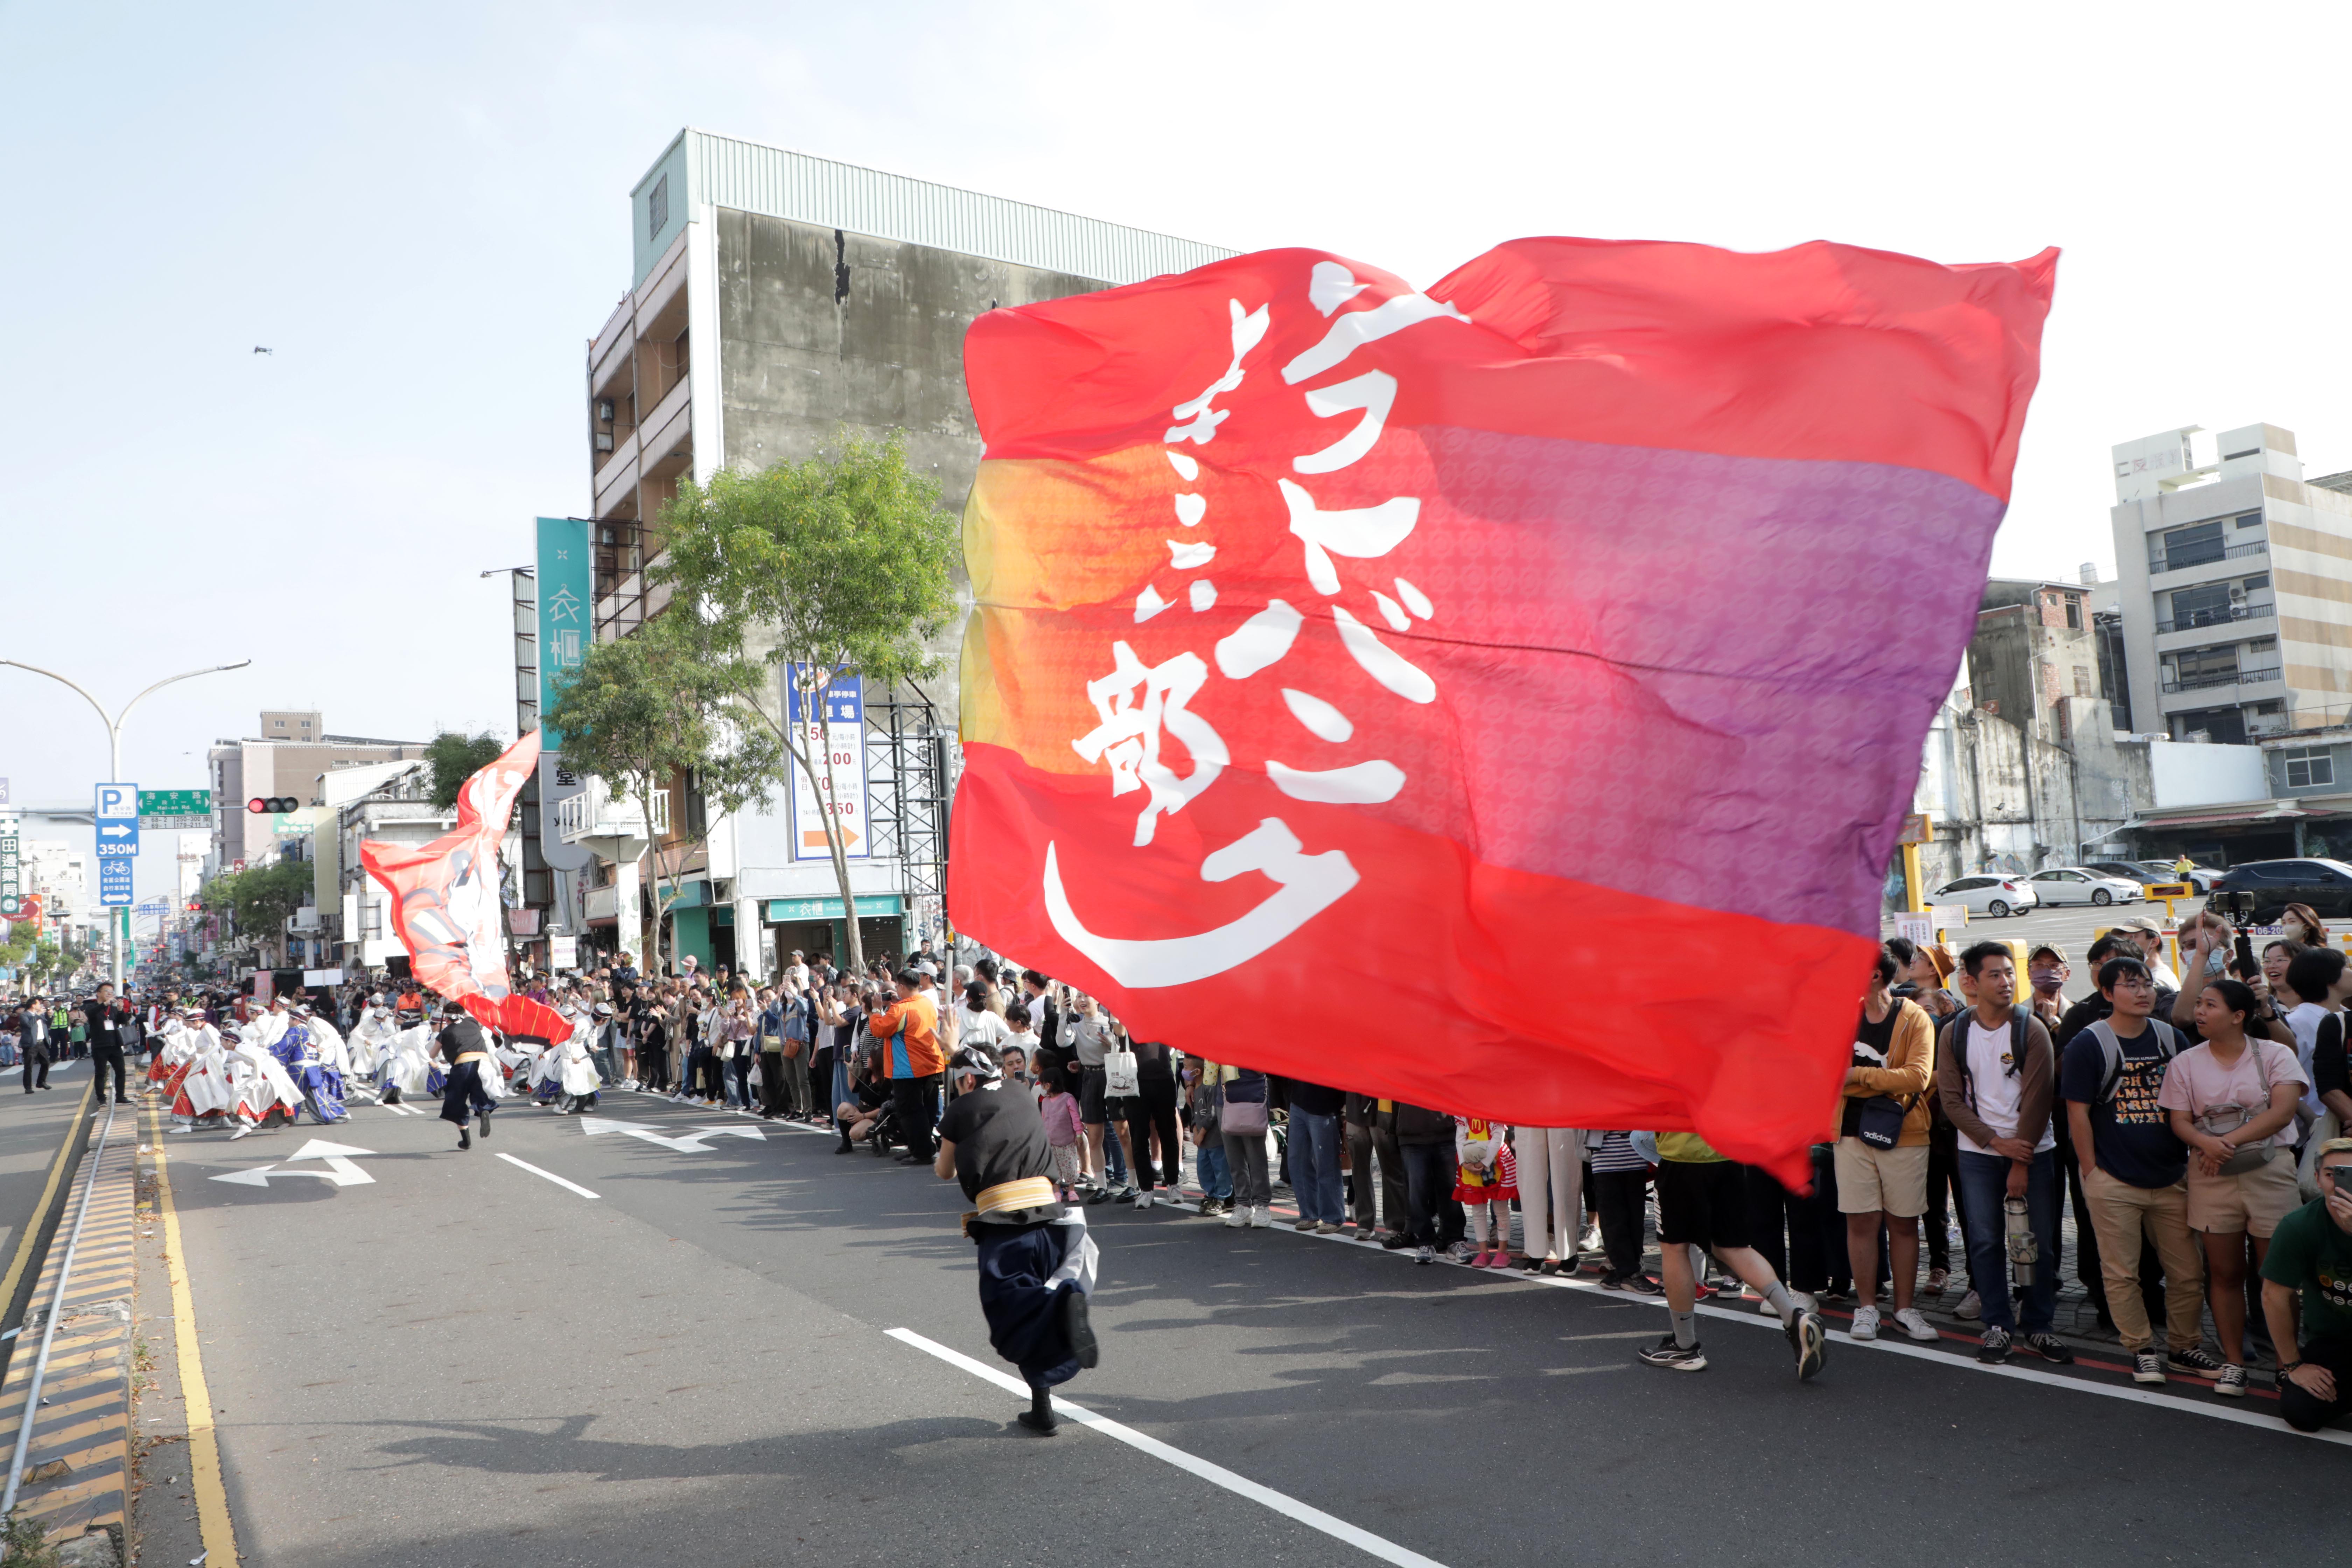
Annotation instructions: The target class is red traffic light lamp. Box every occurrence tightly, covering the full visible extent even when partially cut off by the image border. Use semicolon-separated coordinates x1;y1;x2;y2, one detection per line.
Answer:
247;796;299;814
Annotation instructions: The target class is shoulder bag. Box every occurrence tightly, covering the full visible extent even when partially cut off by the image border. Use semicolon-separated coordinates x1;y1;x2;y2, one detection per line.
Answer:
2192;1043;2282;1176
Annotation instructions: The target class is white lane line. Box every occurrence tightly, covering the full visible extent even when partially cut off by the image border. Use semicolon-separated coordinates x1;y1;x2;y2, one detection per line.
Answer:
1213;1210;2352;1447
495;1153;598;1199
888;1327;1448;1568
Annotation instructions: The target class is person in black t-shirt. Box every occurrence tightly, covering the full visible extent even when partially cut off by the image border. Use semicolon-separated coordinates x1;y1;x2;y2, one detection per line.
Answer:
2059;955;2210;1384
934;1045;1099;1434
431;1002;497;1151
80;984;133;1106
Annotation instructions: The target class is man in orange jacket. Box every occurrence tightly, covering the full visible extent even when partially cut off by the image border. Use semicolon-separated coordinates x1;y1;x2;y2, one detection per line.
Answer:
871;969;943;1164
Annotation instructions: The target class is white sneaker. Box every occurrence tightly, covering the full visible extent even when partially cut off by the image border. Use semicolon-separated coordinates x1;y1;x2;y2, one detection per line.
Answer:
1248;1205;1272;1228
1135;1193;1154;1209
1223;1207;1247;1228
1955;1290;1982;1321
1892;1308;1939;1342
1414;1245;1435;1265
1850;1304;1880;1340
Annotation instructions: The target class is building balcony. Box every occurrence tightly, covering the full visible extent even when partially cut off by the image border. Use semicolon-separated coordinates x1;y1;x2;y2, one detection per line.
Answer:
2156;603;2276;636
555;777;669;855
2162;665;2281;695
2148;538;2268;575
2148;541;2269;597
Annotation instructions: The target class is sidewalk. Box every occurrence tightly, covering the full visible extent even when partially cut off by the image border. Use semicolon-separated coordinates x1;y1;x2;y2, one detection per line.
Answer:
0;1108;139;1564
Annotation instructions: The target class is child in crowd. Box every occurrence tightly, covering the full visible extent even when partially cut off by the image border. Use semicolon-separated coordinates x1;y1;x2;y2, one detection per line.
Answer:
1039;1050;1084;1199
1006;1004;1043;1107
1586;1129;1662;1293
1456;1116;1518;1268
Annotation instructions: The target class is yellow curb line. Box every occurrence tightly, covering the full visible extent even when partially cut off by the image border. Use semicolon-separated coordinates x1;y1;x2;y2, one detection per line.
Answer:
0;1079;97;1318
144;1104;237;1568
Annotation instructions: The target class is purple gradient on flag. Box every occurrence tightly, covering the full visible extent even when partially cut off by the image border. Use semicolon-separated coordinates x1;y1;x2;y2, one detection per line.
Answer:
1394;427;2006;934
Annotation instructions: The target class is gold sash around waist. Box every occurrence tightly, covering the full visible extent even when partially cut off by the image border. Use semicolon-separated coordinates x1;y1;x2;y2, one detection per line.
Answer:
974;1176;1057;1216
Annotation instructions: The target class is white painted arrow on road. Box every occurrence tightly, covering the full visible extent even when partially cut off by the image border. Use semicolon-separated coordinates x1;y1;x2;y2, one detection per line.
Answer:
579;1117;765;1153
211;1139;378;1188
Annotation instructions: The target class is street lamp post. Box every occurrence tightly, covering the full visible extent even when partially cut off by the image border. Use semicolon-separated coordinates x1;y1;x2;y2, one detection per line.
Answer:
0;658;252;989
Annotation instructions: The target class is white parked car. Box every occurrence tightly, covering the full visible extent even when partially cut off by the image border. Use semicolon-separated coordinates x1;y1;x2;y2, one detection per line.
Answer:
1929;875;2040;918
2026;867;2145;908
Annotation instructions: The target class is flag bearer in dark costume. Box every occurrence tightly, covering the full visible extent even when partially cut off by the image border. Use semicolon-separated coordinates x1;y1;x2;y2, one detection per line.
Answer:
933;1044;1100;1433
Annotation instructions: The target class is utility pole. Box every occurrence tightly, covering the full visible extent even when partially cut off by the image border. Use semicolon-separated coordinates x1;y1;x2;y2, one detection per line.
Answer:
0;658;252;989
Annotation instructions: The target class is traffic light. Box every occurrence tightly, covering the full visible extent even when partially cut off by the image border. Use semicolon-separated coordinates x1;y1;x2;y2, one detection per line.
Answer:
246;797;300;814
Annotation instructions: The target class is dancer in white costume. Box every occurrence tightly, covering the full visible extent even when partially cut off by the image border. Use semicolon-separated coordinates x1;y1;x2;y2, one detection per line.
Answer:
346;999;395;1089
165;1010;236;1133
226;1020;306;1139
530;1004;603;1114
381;1013;436;1103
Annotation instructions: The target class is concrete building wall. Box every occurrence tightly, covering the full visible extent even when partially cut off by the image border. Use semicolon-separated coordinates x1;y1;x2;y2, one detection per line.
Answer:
1969;587;2101;747
1910;688;2149;896
2146;739;2268;807
714;207;1112;713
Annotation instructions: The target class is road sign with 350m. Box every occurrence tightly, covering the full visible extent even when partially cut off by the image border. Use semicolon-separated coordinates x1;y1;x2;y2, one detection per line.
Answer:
94;783;140;858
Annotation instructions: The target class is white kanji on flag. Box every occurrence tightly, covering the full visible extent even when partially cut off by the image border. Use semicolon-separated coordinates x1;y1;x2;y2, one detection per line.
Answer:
1071;642;1227;847
1051;265;1466;987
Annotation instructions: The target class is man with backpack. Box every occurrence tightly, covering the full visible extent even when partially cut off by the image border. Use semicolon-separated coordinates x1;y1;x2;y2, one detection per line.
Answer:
1936;942;2071;1366
2060;953;2221;1385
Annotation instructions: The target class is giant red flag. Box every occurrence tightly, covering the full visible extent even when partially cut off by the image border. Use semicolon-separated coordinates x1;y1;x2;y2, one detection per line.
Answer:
951;238;2055;1182
362;730;539;1016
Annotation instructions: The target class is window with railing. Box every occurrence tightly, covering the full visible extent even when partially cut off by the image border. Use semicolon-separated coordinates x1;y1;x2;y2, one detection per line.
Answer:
2150;518;2266;574
2156;602;2276;634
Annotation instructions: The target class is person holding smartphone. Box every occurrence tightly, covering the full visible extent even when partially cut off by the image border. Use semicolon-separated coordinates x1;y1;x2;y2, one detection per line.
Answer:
2261;1138;2352;1430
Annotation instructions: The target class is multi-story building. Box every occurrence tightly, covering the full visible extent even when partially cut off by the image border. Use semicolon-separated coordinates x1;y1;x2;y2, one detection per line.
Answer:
208;711;428;871
567;129;1231;974
1971;578;2105;745
2109;422;2352;746
21;840;95;950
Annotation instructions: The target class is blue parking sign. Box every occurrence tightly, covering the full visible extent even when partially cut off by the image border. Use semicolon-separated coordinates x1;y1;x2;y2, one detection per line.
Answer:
94;782;140;859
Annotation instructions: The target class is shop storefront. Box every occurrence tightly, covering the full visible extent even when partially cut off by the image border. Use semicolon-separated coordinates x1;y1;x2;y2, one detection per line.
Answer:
763;894;905;972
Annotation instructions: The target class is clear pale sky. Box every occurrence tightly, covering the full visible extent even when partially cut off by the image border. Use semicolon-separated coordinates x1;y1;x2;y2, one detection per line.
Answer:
5;1;2348;898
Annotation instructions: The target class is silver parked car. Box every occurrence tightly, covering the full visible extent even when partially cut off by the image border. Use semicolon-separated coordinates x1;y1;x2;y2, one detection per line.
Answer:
2026;867;2144;907
1928;875;2041;918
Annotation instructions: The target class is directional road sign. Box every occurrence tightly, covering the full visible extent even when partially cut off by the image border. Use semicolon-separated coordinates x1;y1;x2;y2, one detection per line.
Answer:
580;1117;766;1153
139;788;212;830
94;783;140;859
98;857;133;908
0;834;19;919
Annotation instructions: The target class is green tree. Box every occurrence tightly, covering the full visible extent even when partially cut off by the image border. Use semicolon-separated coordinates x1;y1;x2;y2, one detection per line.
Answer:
0;919;35;979
426;731;507;811
543;610;790;975
655;430;958;975
200;859;314;954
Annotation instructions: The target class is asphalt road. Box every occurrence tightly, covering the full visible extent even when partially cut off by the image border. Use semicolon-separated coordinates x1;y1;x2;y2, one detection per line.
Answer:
144;1084;2346;1568
1884;896;2213;1005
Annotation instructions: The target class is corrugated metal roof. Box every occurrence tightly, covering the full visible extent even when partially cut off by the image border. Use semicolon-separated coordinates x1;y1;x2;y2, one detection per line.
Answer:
631;128;1236;289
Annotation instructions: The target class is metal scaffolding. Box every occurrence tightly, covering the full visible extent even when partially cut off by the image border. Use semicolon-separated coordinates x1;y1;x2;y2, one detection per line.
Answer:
864;680;953;943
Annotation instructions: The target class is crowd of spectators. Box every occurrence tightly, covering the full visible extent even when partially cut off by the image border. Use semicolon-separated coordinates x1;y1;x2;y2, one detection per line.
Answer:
20;895;2352;1430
